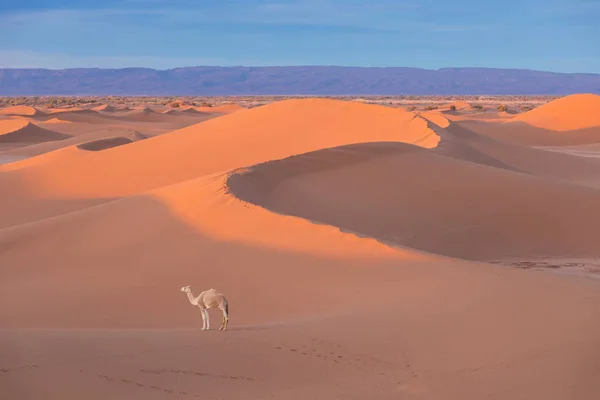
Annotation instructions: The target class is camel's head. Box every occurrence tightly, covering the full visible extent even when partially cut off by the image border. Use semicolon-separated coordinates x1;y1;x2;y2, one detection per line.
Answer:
180;286;191;293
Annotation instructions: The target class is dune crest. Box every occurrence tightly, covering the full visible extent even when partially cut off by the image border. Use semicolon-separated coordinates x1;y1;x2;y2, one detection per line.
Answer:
0;146;85;172
76;131;146;151
92;104;118;112
147;172;419;260
0;105;45;117
41;117;71;124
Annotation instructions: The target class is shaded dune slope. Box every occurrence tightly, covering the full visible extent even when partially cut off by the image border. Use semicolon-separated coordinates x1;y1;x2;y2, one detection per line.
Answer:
432;118;600;185
459;119;600;146
76;134;144;151
227;141;600;261
92;104;118;112
39;109;119;124
1;130;146;158
0;120;70;143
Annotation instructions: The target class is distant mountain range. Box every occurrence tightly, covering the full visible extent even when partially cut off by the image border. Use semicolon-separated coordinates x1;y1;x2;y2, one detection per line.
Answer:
1;66;599;96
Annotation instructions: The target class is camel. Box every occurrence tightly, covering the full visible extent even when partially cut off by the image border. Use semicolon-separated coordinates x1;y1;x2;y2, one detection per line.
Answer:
180;286;230;331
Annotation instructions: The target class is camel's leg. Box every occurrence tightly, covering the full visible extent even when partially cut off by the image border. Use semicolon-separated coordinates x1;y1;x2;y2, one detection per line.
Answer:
200;307;206;330
204;309;210;330
219;305;229;331
222;314;229;330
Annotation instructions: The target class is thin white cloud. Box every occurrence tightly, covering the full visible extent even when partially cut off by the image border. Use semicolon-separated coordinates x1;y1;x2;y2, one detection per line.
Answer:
0;50;241;69
0;1;423;32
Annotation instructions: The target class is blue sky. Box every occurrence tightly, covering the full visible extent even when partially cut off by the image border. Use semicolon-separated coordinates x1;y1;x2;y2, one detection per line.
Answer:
0;0;598;72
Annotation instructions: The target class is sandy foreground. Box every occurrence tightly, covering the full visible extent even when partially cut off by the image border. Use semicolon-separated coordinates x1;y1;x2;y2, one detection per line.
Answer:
1;95;600;399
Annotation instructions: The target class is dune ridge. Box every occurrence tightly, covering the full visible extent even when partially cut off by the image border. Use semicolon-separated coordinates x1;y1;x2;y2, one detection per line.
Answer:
0;105;45;117
92;104;118;112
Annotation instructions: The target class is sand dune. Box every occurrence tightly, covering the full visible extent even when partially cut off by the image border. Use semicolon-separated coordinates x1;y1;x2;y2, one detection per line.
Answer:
442;100;471;112
460;119;600;146
2;96;600;399
41;117;71;124
1;129;146;158
509;93;600;131
228;141;600;261
45;107;86;114
39;109;118;125
0;98;442;200
0;105;45;117
433;119;600;185
92;104;118;112
180;106;205;114
116;107;192;122
0;119;70;144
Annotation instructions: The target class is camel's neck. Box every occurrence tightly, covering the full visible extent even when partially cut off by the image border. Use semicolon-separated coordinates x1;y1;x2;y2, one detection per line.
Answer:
186;291;200;305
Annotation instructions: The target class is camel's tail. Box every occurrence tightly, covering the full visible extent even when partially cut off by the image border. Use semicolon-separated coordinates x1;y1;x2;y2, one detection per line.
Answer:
225;300;229;318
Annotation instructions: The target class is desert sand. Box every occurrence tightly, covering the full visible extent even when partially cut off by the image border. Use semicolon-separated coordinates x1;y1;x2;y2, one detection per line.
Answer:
1;94;600;400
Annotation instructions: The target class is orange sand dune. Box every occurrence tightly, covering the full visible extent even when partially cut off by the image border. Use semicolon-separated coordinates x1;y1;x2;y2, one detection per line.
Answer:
403;112;600;186
433;119;600;185
509;93;600;131
2;97;600;399
92;104;118;112
41;117;71;124
115;107;187;122
45;107;86;114
2;135;600;399
134;106;156;113
0;119;70;144
0;146;87;172
0;98;441;200
0;99;600;400
0;105;45;117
